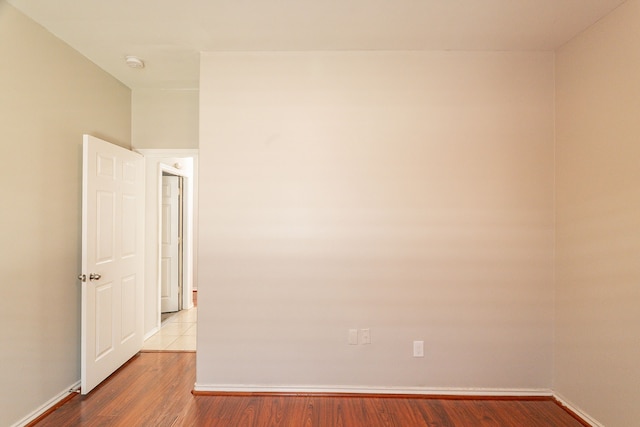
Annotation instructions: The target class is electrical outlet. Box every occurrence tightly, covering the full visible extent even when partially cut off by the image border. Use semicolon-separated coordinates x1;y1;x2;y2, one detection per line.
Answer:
361;328;371;344
413;340;424;357
348;329;358;345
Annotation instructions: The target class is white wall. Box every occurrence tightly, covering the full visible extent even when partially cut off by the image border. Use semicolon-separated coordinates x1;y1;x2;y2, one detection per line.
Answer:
132;88;199;150
197;51;555;392
0;2;131;426
555;1;640;425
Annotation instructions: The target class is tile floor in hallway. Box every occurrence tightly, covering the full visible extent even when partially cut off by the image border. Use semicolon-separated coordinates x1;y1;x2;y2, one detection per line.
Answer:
142;306;197;351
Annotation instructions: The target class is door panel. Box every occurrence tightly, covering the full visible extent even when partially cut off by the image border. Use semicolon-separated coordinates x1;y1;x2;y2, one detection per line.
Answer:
96;191;115;264
121;275;137;340
81;135;144;394
122;195;137;257
95;283;113;359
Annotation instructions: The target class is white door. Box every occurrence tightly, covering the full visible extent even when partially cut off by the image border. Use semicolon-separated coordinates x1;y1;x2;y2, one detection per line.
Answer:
160;175;180;313
81;135;145;395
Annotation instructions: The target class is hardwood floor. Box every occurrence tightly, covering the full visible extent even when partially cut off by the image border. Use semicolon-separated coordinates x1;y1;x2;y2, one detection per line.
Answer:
34;352;587;427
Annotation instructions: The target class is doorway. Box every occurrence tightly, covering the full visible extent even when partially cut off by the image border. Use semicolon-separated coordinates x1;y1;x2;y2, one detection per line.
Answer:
135;149;198;346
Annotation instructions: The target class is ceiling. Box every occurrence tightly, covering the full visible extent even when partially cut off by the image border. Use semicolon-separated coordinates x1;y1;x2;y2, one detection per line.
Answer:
6;0;627;90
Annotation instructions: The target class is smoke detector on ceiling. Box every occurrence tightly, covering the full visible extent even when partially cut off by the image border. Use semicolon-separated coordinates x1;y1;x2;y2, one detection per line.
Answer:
125;56;145;69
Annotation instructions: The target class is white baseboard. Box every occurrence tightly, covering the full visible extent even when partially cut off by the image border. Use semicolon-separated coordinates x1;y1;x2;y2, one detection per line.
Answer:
553;393;603;427
11;381;80;427
193;383;553;397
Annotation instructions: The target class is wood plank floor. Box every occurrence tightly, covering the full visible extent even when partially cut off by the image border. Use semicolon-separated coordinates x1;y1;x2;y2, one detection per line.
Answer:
34;352;587;427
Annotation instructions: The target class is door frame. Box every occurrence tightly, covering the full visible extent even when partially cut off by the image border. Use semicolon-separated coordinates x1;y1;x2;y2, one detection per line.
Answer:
135;149;198;338
160;172;183;314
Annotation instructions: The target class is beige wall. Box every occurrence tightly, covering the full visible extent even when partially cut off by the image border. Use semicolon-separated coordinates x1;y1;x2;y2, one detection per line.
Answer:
555;1;640;425
0;2;131;426
132;88;199;149
197;51;555;392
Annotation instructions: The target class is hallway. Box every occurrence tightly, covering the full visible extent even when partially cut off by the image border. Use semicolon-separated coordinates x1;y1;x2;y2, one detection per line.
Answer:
142;306;197;351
